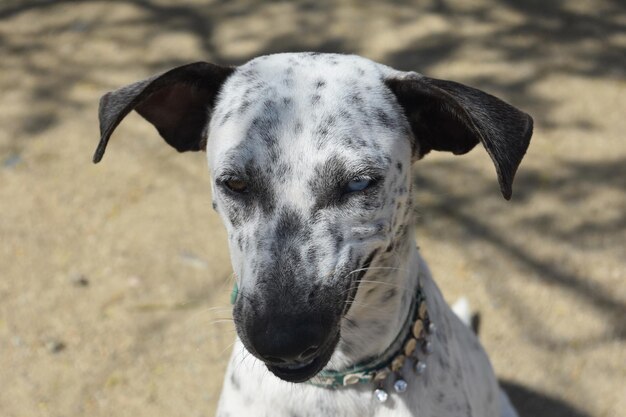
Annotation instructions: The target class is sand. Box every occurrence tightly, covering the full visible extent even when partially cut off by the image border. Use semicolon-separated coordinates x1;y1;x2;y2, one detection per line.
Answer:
1;1;624;416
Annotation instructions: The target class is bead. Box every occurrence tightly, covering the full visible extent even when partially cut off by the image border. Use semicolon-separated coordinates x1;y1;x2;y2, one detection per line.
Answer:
404;338;417;356
374;388;389;403
393;378;408;393
415;360;427;375
427;322;437;334
343;374;360;385
419;301;428;320
391;354;406;372
423;340;434;354
412;319;424;338
374;369;390;382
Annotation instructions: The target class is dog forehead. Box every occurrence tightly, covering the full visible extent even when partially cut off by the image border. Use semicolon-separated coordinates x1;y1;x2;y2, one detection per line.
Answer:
207;53;408;173
238;52;392;87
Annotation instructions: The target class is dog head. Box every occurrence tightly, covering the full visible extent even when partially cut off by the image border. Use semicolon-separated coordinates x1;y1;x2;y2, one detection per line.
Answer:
95;53;532;382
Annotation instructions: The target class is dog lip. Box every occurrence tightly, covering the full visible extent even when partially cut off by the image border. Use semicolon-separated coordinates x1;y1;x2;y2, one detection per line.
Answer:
267;355;324;383
266;332;339;383
278;357;316;370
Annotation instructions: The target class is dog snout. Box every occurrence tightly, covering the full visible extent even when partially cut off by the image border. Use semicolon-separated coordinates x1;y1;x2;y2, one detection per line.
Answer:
248;314;327;365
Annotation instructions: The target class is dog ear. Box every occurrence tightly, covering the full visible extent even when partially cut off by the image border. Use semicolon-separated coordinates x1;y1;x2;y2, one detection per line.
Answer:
385;74;533;199
94;62;235;163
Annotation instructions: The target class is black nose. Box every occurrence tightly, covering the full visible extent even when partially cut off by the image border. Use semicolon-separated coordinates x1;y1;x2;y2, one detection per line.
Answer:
249;317;326;364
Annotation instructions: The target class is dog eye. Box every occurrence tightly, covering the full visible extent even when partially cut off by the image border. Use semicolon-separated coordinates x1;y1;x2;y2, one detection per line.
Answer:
345;177;373;193
224;179;249;193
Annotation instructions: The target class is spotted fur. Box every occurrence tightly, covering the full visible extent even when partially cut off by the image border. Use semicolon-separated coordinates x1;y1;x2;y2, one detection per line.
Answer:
95;52;532;417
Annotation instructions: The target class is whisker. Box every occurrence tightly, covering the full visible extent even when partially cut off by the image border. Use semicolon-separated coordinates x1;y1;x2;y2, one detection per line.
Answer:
219;339;238;356
356;279;416;293
206;319;235;326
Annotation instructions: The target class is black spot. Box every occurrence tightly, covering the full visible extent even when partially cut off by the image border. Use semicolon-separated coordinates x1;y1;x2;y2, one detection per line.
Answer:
316;125;329;137
275;162;290;179
238;100;252;114
437;391;445;403
338;109;352;121
219;109;233;126
282;96;293;107
293;120;303;135
376;109;395;129
241;68;259;80
339;135;358;150
236;233;244;250
437;353;450;371
396;161;403;172
306;246;318;264
310;94;322;105
315;79;326;89
230;373;240;390
350;92;364;105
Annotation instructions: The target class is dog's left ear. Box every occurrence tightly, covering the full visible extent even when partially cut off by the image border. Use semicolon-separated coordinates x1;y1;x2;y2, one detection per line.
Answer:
94;62;235;163
386;74;533;199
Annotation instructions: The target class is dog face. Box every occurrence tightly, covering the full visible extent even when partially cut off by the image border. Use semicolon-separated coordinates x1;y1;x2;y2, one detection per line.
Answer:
95;52;532;383
207;54;415;381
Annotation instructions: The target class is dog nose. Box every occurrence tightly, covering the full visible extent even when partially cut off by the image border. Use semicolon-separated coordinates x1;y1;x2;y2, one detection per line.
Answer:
250;318;325;364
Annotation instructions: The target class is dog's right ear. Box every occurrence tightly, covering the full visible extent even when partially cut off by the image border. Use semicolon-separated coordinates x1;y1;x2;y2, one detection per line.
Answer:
94;62;235;163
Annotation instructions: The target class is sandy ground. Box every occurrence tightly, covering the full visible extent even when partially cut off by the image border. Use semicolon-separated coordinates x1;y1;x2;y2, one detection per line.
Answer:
1;1;624;416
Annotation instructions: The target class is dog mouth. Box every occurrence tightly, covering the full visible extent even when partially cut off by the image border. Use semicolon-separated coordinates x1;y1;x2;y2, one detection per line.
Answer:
266;332;339;383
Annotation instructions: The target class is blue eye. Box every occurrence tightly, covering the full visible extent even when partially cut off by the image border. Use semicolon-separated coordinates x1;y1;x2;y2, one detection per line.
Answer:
346;177;372;192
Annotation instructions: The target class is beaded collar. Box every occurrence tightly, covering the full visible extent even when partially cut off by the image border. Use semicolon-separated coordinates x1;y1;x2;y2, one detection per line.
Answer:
229;280;435;403
308;282;435;403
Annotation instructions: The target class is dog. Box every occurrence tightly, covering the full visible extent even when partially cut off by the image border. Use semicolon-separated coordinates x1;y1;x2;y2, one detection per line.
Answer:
94;52;532;417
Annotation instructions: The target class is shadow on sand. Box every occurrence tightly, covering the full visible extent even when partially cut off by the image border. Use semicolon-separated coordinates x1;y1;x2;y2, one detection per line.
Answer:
502;380;591;417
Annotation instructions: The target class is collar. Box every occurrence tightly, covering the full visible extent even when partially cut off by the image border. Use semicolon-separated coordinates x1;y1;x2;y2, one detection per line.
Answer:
308;281;436;403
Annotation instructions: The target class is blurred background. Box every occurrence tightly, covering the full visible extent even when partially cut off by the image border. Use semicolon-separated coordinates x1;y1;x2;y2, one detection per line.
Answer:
1;1;624;416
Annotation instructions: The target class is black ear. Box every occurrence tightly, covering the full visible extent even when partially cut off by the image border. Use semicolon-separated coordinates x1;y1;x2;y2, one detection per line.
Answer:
94;62;235;163
385;74;533;200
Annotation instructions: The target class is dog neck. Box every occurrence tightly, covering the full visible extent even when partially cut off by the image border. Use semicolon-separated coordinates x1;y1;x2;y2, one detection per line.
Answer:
327;232;426;371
